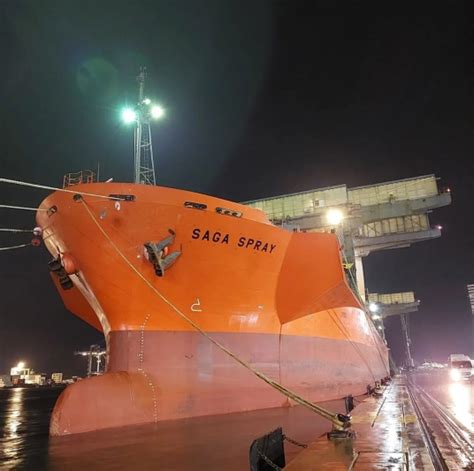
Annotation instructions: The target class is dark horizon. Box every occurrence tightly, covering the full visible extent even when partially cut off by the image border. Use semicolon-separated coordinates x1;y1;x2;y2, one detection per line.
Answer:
1;1;473;376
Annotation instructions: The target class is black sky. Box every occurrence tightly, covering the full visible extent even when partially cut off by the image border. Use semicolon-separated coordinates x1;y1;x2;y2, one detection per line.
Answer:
0;1;473;375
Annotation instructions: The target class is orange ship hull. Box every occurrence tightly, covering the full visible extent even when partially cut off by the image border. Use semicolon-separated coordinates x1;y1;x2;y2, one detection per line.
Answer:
37;183;389;436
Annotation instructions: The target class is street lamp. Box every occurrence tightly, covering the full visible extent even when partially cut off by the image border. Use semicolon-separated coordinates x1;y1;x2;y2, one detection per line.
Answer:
369;303;386;341
150;104;165;119
326;208;344;226
121;108;137;124
121;68;166;185
121;101;165;125
369;302;379;313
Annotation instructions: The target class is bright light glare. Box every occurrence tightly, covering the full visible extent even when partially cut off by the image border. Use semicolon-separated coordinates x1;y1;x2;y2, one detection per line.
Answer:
17;362;25;370
450;369;461;381
372;314;381;320
326;208;344;225
369;302;379;313
143;98;151;105
121;108;137;124
150;105;165;119
448;383;472;431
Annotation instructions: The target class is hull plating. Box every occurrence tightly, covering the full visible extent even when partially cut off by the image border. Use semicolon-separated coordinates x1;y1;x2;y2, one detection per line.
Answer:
36;183;389;435
51;331;387;435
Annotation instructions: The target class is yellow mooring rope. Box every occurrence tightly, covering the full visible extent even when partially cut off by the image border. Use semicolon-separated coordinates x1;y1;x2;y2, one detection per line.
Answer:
78;197;350;429
336;232;390;373
0;176;352;428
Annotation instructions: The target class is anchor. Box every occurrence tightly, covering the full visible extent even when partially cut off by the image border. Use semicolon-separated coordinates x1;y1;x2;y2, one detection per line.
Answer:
144;229;181;277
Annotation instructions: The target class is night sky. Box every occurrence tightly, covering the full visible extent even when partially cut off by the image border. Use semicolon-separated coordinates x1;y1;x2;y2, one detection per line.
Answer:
1;1;473;376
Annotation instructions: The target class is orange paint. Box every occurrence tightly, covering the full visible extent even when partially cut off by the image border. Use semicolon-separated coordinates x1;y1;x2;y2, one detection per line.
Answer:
37;183;389;435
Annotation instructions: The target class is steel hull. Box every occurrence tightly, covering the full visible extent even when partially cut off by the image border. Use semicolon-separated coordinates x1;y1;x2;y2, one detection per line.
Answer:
36;183;389;436
51;330;387;435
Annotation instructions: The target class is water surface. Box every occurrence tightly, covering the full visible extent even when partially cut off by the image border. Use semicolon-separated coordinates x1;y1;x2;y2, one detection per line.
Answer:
1;386;345;470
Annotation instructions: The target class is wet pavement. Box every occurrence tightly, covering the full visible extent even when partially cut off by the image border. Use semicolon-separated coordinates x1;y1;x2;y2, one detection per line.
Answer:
409;369;473;434
285;370;474;470
408;370;474;470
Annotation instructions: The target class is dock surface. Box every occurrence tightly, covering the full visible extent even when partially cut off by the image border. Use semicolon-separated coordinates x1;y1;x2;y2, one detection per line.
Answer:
285;374;474;470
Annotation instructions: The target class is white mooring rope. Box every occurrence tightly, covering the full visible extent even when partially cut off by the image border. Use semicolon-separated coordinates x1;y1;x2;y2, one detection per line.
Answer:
0;175;358;428
0;243;31;251
0;228;33;233
79;197;349;429
0;204;48;212
0;177;122;201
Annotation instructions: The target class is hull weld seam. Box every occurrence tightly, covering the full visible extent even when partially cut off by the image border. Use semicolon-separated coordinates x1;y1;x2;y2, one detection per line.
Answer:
137;312;158;423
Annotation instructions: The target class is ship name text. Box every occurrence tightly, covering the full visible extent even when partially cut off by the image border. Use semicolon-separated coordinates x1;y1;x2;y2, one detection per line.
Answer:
191;228;276;253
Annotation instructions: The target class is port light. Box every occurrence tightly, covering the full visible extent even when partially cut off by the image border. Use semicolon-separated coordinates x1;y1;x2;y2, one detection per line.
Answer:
121;108;137;124
369;302;379;313
150;104;165;119
450;369;461;381
11;361;26;375
326;208;344;226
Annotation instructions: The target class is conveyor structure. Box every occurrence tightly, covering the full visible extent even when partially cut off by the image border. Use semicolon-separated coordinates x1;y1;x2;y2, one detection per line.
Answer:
245;175;451;366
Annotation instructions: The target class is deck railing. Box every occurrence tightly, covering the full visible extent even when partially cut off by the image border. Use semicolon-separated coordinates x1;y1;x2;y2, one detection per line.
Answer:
63;170;97;188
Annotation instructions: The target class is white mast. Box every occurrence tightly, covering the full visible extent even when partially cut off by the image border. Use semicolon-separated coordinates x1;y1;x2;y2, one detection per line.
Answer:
122;67;165;185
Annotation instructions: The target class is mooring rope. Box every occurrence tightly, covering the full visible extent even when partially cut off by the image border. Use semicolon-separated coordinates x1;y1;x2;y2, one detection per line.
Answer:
327;309;377;381
0;177;122;201
336;233;390;373
0;204;48;212
0;175;388;378
79;197;348;428
0;228;33;233
0;243;31;251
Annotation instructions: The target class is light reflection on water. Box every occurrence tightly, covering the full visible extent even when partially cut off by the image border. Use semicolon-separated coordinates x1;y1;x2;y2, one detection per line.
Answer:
1;386;342;470
0;387;60;470
2;373;472;470
3;388;24;467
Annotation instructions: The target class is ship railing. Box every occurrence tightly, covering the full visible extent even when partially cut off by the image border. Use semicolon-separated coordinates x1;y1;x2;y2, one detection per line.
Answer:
63;170;97;188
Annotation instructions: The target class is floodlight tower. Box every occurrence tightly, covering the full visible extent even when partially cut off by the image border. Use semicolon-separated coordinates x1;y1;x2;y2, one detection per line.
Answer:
121;67;165;185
